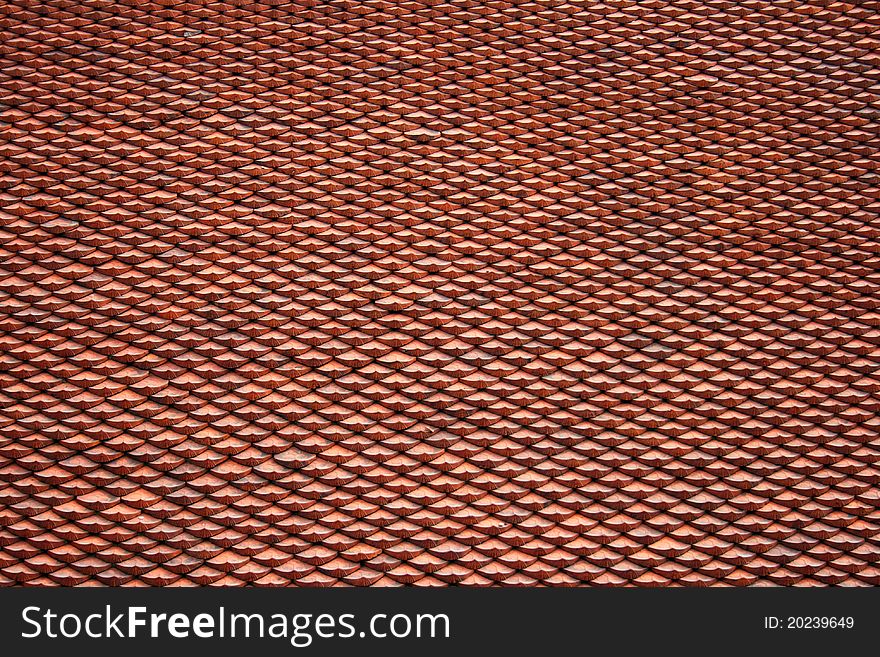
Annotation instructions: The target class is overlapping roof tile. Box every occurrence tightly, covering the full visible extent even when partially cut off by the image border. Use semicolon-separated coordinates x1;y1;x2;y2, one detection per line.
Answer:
1;0;879;586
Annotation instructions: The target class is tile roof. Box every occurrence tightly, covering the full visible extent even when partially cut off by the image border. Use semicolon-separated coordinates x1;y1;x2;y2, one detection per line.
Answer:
1;0;879;586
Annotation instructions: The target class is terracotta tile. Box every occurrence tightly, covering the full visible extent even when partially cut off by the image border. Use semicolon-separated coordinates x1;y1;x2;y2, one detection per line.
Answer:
1;0;879;588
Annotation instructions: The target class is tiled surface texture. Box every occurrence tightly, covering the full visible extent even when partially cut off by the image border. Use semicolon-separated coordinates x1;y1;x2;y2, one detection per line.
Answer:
1;0;879;586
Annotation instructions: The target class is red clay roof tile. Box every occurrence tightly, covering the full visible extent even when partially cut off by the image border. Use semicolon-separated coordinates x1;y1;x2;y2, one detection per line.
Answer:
1;0;879;587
